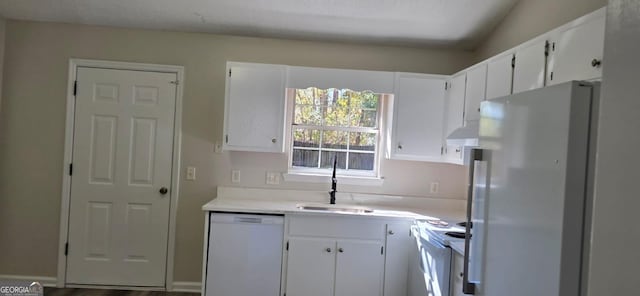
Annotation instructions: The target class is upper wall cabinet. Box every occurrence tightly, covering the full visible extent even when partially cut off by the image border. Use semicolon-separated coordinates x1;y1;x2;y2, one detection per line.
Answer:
390;73;447;162
513;39;548;94
547;14;606;85
486;53;514;100
223;62;287;152
445;73;466;138
464;64;488;121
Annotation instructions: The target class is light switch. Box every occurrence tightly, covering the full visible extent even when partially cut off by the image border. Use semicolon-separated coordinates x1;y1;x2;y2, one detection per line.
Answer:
186;167;196;180
231;170;241;183
266;172;281;185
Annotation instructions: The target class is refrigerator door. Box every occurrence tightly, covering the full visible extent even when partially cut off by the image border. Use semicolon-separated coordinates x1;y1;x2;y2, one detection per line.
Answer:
475;82;594;296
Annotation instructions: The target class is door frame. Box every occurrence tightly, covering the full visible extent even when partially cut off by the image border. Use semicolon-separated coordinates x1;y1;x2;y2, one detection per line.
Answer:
57;59;185;290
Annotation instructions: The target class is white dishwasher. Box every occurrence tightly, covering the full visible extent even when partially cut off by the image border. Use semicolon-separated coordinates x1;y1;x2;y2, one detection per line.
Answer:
205;212;284;296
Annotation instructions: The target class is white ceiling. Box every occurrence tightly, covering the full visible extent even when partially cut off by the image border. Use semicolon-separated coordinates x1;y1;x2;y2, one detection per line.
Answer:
0;0;519;49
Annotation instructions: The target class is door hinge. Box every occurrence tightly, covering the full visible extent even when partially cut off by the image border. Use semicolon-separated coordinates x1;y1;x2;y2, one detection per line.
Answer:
544;40;550;57
511;55;516;68
550;72;554;81
229;69;232;77
225;134;229;143
381;246;384;255
552;42;556;51
73;80;77;96
69;163;73;176
286;241;289;251
65;242;69;256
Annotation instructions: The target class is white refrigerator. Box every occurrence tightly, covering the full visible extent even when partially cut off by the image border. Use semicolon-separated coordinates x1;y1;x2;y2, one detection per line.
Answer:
461;81;599;296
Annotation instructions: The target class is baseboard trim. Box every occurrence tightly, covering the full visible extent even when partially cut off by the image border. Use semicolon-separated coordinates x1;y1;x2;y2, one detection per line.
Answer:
171;281;201;293
0;275;58;287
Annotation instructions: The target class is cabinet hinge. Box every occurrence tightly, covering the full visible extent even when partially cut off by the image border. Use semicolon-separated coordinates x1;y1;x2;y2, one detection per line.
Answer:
169;80;180;85
73;80;78;96
65;242;69;256
229;69;232;77
511;55;516;68
69;163;73;176
550;72;554;81
444;82;448;90
544;40;550;57
440;146;444;155
286;241;289;251
225;134;229;143
552;42;556;51
381;246;384;255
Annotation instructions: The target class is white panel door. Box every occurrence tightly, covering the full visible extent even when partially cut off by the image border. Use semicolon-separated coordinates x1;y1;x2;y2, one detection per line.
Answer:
224;62;286;152
383;221;413;296
334;240;385;296
513;40;548;93
392;73;446;161
464;64;488;121
547;16;606;85
67;67;176;286
486;53;514;100
285;238;336;296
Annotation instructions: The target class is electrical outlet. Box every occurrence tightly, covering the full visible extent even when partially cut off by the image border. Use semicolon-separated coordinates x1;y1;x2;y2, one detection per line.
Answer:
266;172;281;185
231;170;241;183
430;182;440;194
214;141;222;154
186;166;197;180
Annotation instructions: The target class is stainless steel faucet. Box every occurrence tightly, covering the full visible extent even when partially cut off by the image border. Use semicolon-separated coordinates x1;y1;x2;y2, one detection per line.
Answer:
329;155;337;204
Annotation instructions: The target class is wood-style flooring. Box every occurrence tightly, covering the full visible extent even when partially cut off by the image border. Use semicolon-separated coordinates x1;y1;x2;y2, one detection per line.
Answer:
43;287;198;296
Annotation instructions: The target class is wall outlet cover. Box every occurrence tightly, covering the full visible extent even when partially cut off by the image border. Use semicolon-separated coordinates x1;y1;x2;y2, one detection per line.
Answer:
266;172;281;185
231;170;241;183
186;166;197;180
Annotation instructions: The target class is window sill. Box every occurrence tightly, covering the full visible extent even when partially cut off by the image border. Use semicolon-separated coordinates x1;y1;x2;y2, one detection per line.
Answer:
283;172;384;187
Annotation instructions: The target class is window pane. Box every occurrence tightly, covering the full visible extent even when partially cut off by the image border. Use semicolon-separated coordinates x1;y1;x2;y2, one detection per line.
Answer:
295;88;326;105
292;149;319;168
293;129;320;148
349;132;376;151
322;130;348;150
350;108;378;127
349;152;375;171
324;106;350;127
294;105;322;125
320;151;347;169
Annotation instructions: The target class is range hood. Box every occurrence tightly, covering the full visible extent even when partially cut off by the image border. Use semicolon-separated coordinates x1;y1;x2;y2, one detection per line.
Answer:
446;120;479;147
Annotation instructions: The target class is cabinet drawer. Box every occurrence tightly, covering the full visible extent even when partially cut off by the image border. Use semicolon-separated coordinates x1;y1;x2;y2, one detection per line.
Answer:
288;215;385;240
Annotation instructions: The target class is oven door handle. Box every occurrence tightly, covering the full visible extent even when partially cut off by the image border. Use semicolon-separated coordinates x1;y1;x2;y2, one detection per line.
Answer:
463;148;483;295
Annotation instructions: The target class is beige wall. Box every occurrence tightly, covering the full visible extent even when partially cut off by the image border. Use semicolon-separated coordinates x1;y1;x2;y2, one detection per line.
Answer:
0;20;473;281
475;0;608;60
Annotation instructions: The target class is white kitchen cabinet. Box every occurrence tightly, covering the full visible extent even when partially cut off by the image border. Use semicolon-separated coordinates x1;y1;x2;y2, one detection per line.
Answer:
464;64;488;121
547;15;606;85
334;240;385;296
486;53;514;100
391;73;447;162
223;62;287;152
284;215;410;296
444;73;466;163
450;252;465;296
285;237;337;296
513;39;548;94
383;221;413;296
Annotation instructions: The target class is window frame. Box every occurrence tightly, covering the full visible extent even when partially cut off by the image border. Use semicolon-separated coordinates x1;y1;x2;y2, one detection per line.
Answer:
286;88;386;178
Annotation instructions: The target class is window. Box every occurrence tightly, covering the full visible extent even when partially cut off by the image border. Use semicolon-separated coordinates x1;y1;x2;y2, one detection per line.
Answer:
289;88;382;177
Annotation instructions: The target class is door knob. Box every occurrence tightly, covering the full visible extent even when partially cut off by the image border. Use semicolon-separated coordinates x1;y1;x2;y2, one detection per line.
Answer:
591;59;602;68
159;187;169;195
271;138;277;143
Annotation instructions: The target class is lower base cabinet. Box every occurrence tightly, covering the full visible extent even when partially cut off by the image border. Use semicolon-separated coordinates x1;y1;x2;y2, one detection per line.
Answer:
282;215;412;296
451;252;465;296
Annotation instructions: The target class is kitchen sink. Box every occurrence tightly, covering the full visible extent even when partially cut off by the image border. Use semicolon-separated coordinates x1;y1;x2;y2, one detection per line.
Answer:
296;204;374;214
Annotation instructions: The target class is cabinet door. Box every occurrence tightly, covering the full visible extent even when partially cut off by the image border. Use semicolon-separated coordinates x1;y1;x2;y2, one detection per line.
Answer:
450;252;465;296
334;240;385;296
383;221;413;296
392;74;446;161
464;64;488;121
547;16;606;85
224;62;286;152
285;238;336;296
486;53;514;100
444;74;466;164
513;39;548;94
